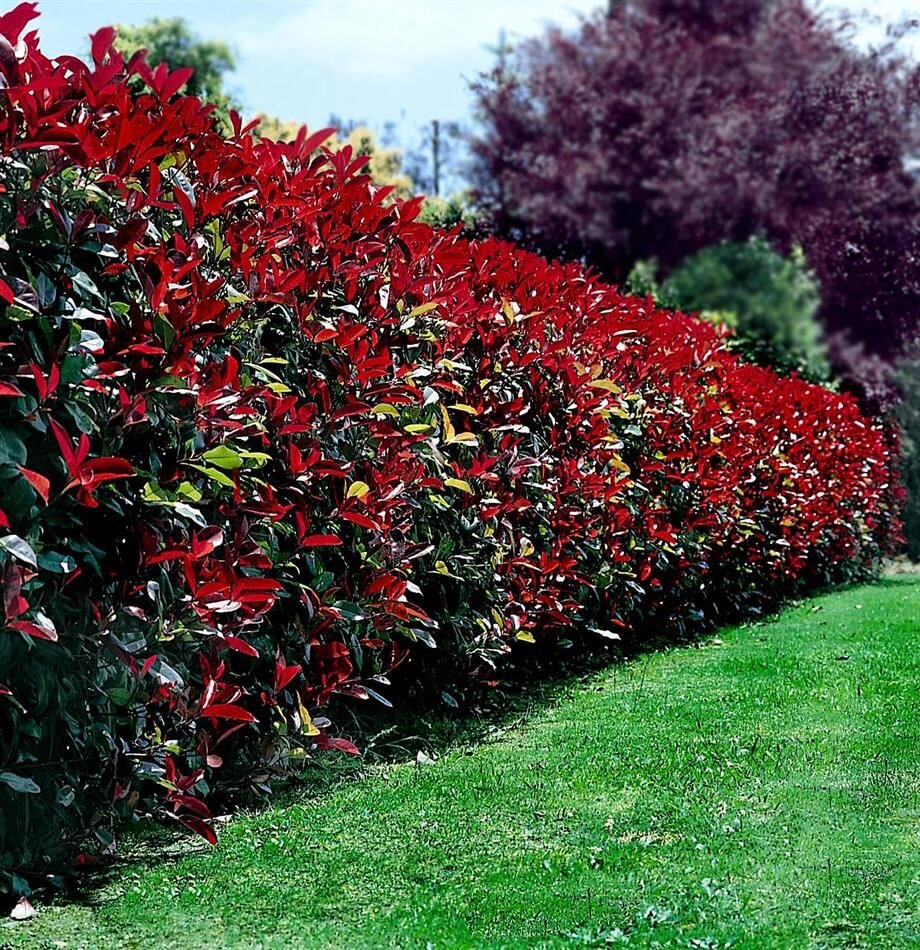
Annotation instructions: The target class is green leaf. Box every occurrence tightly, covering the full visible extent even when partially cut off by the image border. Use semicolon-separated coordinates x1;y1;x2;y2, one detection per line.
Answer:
189;464;236;488
36;551;77;574
0;534;37;568
70;271;102;300
0;429;27;467
0;772;40;794
202;446;243;470
36;272;56;309
176;481;203;502
238;451;271;467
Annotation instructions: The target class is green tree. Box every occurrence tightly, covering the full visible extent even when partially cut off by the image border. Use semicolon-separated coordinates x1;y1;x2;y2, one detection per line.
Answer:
628;238;830;380
417;192;480;231
113;18;237;126
896;345;920;561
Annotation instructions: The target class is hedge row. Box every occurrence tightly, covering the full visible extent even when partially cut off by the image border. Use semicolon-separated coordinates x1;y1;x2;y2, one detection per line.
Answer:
0;6;902;890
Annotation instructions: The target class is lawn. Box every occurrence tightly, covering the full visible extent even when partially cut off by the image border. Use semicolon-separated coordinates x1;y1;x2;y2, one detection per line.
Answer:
5;576;919;949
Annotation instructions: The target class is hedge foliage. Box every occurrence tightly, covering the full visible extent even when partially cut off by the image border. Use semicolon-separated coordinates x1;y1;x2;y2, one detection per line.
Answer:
0;6;903;891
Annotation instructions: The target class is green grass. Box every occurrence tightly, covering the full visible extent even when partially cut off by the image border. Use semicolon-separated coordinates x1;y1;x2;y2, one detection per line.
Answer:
5;578;919;949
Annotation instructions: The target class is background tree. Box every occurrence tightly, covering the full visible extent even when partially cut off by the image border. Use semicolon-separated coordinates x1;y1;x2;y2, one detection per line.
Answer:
470;0;920;400
405;119;465;197
895;345;920;560
113;17;238;126
651;238;830;381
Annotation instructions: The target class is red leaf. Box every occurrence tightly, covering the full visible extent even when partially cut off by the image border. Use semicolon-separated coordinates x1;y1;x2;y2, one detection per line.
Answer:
9;619;58;642
338;511;380;530
49;418;76;471
275;662;301;692
200;703;255;722
222;636;259;658
0;380;24;397
69;457;135;491
90;25;115;65
301;534;342;548
326;736;361;755
174;793;211;818
0;278;14;305
160;65;194;101
299;126;336;154
18;466;50;503
177;815;217;846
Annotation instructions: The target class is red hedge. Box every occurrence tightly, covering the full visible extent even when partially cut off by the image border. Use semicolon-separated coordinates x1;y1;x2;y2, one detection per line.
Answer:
0;4;902;887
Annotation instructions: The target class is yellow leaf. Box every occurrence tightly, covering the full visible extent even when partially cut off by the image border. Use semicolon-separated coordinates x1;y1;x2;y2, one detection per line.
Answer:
347;481;370;499
515;631;536;643
448;432;479;445
435;560;449;574
404;423;434;434
588;379;622;394
409;301;439;318
371;403;400;418
450;403;479;415
297;696;320;736
445;477;472;493
439;404;456;442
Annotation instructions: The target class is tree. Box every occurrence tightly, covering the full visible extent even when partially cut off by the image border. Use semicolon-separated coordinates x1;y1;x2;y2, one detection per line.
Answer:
405;120;465;197
656;238;830;380
896;344;920;560
113;18;237;124
471;0;920;394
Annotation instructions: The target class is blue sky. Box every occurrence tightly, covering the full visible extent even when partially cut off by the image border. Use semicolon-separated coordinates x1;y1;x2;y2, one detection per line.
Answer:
36;0;603;130
32;1;920;138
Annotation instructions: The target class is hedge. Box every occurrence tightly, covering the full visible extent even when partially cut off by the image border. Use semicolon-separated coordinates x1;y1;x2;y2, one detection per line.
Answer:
0;5;902;892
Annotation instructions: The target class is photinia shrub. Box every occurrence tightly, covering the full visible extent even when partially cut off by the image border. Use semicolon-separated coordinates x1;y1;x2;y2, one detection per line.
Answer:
0;4;902;892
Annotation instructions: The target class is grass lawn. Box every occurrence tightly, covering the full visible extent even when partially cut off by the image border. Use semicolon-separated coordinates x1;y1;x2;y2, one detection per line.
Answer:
5;577;919;949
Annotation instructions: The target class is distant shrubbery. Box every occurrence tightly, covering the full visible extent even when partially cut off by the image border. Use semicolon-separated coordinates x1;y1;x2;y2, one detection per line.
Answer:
0;6;902;893
896;347;920;560
417;191;479;231
627;238;830;380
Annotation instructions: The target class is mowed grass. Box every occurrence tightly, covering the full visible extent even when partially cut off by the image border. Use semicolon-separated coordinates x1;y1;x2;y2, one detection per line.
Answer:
6;577;919;949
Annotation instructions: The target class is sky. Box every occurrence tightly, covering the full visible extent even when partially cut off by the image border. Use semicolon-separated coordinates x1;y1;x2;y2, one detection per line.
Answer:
31;0;920;149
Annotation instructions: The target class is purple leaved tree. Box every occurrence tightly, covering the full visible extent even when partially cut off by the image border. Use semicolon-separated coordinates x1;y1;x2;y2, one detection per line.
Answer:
471;0;920;399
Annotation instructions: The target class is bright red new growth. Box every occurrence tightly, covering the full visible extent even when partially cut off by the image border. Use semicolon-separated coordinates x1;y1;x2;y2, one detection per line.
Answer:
0;3;902;867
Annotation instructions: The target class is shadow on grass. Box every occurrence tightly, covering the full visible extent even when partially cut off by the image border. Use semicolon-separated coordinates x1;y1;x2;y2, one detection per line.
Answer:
37;569;918;910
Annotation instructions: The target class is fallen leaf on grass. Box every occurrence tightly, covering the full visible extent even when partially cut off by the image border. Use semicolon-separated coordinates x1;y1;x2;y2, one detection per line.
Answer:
10;896;36;920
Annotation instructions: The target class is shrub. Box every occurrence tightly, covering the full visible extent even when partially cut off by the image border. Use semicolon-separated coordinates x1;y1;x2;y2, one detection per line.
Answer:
627;238;831;381
417;192;480;231
895;345;920;561
0;6;902;892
